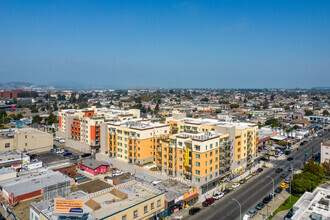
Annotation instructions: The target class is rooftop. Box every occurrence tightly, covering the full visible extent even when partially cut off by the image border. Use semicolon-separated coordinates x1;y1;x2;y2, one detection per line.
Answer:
1;171;73;197
175;131;221;141
80;159;108;169
110;119;167;129
292;186;330;220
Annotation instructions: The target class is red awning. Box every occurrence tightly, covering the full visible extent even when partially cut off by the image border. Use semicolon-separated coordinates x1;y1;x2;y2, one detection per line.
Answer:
184;193;199;202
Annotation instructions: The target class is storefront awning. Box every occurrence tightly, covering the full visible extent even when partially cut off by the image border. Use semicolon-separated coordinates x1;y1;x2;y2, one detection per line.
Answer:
270;135;286;141
184;193;199;202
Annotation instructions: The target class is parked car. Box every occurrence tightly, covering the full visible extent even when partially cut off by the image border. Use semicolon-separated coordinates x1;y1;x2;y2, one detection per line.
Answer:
256;202;265;210
287;157;294;161
63;152;72;158
288;166;293;172
240;179;247;184
262;196;272;204
223;189;231;195
275;168;283;173
112;170;124;176
75;174;86;181
247;209;258;217
213;193;224;200
189;207;201;215
261;157;269;161
202;198;215;207
81;153;92;158
70;154;79;160
281;172;288;178
284;177;292;184
280;182;287;188
59;139;65;143
232;183;240;189
257;168;264;173
275;187;283;193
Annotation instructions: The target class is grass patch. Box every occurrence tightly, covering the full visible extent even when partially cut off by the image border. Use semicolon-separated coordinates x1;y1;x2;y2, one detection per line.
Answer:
269;195;300;220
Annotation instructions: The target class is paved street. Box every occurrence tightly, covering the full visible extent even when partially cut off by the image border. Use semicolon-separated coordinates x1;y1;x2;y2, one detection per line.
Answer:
188;130;330;220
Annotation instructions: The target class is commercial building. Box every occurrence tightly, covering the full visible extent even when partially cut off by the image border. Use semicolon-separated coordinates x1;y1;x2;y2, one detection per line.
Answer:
0;89;24;98
321;140;330;163
78;159;110;175
0;128;53;153
57;107;140;153
157;131;230;193
100;119;170;165
291;186;330;220
0;171;74;204
31;180;165;220
0;150;30;168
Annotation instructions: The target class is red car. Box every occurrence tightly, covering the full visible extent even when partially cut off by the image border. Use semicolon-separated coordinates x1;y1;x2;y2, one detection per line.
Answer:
202;198;215;207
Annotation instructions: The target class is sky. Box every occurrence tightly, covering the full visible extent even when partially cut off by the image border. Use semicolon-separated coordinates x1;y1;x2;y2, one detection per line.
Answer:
0;0;330;89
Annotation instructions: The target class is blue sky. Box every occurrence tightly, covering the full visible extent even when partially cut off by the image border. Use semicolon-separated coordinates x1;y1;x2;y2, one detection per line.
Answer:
0;0;330;89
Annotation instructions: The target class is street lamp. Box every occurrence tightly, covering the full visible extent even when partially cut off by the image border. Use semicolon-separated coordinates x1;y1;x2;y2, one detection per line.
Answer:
232;198;241;220
267;176;275;204
288;162;294;202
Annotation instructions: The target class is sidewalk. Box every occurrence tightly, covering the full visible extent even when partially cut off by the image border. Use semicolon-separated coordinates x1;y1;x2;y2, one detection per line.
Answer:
252;188;290;220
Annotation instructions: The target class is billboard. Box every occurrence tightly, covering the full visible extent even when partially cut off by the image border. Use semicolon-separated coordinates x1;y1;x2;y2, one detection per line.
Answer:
55;199;83;213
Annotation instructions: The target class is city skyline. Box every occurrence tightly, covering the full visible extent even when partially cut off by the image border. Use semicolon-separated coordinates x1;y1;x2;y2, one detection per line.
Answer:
1;0;330;89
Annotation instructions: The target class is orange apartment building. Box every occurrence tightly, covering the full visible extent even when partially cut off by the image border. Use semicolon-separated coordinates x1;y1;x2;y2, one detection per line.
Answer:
156;132;230;193
168;118;259;179
100;119;170;165
58;107;140;152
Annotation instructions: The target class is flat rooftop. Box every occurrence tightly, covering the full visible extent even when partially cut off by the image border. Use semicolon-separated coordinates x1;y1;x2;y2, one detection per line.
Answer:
71;179;113;194
110;119;167;129
175;131;221;141
88;182;161;219
1;171;73;197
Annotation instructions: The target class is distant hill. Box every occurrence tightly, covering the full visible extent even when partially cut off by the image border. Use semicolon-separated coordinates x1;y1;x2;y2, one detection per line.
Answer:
0;82;57;90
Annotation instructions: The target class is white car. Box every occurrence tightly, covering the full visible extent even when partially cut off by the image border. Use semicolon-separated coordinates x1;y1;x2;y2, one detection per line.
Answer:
213;193;224;200
232;183;240;189
112;171;124;177
59;139;66;143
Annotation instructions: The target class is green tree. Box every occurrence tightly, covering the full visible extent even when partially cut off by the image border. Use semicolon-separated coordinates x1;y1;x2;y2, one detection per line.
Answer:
154;103;160;113
31;107;38;113
291;172;319;196
32;115;42;124
230;104;239;109
201;97;209;102
304;110;313;116
303;159;326;180
265;118;280;128
322;110;329;116
215;109;222;113
0;110;7;119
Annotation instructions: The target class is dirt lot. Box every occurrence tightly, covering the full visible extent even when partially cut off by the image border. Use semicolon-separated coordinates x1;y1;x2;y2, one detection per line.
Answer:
71;179;113;194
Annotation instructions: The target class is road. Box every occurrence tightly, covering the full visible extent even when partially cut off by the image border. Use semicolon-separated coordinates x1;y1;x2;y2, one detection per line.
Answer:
189;130;330;220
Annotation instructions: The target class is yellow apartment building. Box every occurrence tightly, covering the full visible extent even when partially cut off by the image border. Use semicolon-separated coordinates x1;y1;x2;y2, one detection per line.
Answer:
156;131;230;193
101;119;170;165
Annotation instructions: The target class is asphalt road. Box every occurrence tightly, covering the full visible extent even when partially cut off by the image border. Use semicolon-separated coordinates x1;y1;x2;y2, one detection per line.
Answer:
189;130;330;220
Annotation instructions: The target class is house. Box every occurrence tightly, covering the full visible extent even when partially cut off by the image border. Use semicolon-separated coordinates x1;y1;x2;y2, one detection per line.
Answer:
78;159;110;175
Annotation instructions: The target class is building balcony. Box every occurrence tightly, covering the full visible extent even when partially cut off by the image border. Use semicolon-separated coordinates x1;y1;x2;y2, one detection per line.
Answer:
157;156;162;160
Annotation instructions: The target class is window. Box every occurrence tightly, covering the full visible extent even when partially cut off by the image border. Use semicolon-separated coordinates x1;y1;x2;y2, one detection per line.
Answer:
144;206;148;214
195;170;200;175
157;200;161;207
205;161;207;166
210;152;213;157
195;145;200;151
205;169;207;174
179;142;182;146
238;141;241;145
151;202;154;210
210;159;213;164
164;155;167;158
216;149;218;154
25;135;27;139
164;162;167;166
195;178;200;182
215;165;218;169
179;158;182;161
122;215;127;220
5;143;10;148
210;167;213;172
179;150;182;154
210;144;213;149
133;210;138;218
179;165;182;169
195;154;200;159
195;162;200;167
25;143;27;146
215;157;218;162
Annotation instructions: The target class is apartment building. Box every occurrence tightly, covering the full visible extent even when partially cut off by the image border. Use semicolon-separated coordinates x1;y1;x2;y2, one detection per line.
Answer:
168;118;259;178
100;119;170;165
157;132;230;193
58;107;140;152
